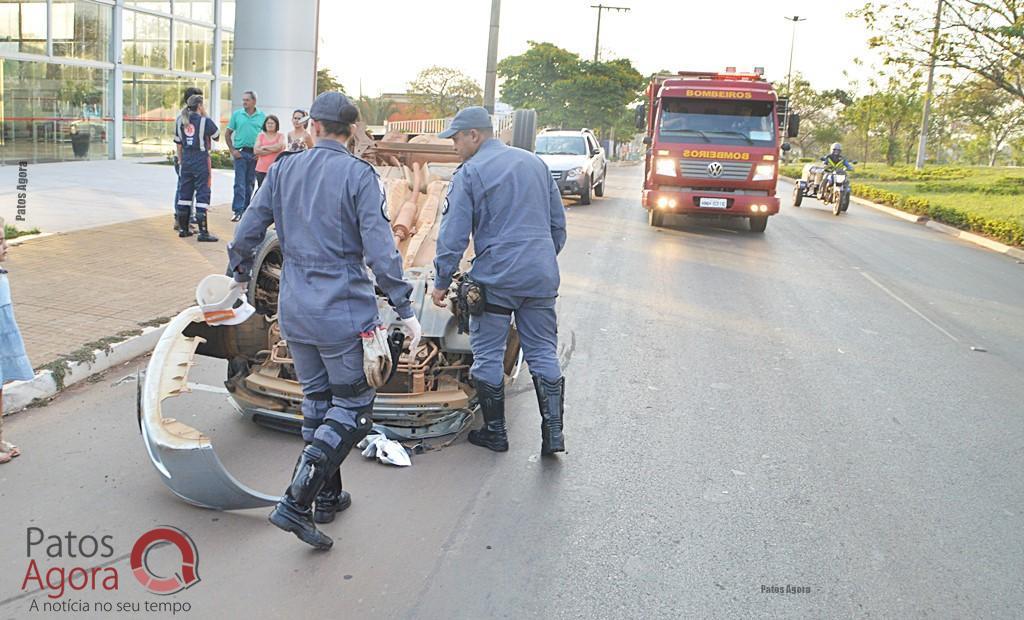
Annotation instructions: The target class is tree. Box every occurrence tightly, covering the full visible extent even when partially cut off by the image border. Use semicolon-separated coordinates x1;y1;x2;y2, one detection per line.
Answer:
777;73;851;156
357;95;398;125
408;66;482;117
497;42;644;138
855;0;1024;104
945;79;1024;165
316;68;344;94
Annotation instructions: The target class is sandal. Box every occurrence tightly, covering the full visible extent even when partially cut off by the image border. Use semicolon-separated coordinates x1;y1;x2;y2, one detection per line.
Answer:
0;440;20;458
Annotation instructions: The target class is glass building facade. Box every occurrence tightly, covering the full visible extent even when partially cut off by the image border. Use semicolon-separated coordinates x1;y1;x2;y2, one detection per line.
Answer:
0;0;233;164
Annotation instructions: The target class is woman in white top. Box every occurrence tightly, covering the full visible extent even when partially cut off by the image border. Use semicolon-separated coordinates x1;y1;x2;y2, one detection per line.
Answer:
287;109;315;152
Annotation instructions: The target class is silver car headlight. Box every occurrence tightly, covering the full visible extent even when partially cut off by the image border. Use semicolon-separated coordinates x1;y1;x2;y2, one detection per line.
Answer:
565;167;584;179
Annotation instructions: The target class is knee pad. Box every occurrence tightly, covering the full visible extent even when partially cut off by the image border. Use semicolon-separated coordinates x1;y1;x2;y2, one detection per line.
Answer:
301;390;332;442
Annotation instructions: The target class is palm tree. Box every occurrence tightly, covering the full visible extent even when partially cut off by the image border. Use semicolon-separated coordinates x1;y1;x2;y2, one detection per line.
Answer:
357;95;399;125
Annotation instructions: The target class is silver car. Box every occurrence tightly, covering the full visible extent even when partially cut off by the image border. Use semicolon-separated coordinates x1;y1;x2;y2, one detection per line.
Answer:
535;129;607;205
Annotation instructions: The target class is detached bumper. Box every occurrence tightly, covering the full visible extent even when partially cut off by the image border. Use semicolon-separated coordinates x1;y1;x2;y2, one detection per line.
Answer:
642;189;779;216
140;307;278;511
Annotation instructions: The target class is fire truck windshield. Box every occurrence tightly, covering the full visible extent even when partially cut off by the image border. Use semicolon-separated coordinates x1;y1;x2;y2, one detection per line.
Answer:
658;98;776;147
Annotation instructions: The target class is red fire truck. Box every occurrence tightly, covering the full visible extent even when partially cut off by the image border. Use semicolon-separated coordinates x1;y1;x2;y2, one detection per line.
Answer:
636;69;798;232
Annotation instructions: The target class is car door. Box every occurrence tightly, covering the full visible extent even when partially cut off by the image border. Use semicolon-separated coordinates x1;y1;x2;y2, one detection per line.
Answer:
587;135;605;181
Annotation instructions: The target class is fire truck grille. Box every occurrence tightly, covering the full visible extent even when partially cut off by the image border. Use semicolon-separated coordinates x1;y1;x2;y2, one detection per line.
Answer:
680;160;751;181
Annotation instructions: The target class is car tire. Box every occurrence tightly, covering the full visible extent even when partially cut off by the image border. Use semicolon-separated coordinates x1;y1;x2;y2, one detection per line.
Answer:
511;109;537;152
648;209;663;227
594;172;605;197
578;175;592;205
792;184;803;207
749;216;768;233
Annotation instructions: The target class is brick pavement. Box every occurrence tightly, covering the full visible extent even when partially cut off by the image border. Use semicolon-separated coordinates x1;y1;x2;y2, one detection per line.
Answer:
5;207;237;367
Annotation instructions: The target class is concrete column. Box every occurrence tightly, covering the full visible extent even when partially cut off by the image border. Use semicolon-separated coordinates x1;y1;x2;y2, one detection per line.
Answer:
232;0;318;128
111;0;123;159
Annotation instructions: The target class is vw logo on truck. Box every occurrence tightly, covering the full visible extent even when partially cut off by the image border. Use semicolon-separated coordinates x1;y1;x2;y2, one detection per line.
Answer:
707;162;724;177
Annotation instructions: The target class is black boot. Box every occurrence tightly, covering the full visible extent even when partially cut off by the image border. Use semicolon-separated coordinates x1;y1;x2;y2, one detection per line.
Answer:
533;375;565;455
468;380;509;452
176;212;193;237
268;445;335;550
314;468;352;524
196;212;218;242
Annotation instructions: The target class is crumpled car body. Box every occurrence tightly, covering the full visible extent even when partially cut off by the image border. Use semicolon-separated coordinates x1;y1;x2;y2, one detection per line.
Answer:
139;164;522;509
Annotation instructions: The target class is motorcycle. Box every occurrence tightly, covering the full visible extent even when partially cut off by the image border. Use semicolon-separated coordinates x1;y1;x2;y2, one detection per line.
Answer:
793;159;855;215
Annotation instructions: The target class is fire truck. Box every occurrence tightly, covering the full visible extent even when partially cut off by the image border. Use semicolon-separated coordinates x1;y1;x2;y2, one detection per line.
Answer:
635;69;798;232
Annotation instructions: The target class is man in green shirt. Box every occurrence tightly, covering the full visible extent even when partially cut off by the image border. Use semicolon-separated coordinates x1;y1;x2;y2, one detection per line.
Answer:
225;90;266;221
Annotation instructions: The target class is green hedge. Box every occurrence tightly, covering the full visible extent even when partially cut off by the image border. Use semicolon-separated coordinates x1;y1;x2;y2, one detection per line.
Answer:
165;149;235;170
852;183;1024;246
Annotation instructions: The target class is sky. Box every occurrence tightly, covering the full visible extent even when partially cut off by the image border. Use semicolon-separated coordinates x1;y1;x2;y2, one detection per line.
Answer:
316;0;920;99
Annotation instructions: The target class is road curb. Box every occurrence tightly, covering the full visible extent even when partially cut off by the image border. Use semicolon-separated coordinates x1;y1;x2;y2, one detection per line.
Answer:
7;232;55;246
2;322;168;415
781;176;1023;259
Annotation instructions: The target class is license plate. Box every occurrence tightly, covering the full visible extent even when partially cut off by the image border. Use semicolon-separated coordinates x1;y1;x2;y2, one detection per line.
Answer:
699;197;728;209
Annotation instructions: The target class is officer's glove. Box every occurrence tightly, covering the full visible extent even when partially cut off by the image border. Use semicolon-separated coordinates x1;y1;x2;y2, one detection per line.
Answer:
361;326;393;389
400;316;422;358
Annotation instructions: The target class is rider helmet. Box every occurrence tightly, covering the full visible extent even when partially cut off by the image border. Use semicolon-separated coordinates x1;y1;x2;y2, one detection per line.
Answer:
830;142;842;156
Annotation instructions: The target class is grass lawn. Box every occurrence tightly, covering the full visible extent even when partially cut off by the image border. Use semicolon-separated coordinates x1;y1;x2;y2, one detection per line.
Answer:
4;224;41;240
780;163;1024;246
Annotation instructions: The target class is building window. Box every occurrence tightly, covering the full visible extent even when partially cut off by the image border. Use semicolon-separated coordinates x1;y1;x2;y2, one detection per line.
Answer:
122;9;170;69
0;0;48;55
173;21;212;74
221;0;234;29
52;0;113;62
220;28;231;77
0;58;112;164
173;0;212;24
122;71;208;156
124;1;170;15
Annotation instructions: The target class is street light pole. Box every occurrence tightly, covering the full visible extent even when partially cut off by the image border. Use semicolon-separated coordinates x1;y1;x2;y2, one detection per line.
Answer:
590;4;631;63
915;0;943;169
782;15;806;148
483;0;501;114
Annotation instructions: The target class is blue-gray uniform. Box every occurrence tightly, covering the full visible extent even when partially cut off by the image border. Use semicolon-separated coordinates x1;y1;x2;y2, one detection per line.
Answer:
227;138;413;443
433;138;566;386
174;112;218;216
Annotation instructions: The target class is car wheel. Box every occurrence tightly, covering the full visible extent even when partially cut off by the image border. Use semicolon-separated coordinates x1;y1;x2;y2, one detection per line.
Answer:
594;172;605;197
792;184;803;207
511;109;537;152
578;175;592;205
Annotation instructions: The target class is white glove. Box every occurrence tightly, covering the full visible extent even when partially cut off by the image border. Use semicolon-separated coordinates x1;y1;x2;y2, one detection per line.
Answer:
361;326;393;388
400;316;422;358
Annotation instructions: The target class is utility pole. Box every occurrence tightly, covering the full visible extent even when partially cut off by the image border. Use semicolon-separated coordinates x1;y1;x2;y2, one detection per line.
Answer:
483;0;501;113
591;4;630;62
915;0;943;169
782;15;806;148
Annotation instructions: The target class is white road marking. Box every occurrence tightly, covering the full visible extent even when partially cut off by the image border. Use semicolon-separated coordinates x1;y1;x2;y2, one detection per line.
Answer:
860;271;960;344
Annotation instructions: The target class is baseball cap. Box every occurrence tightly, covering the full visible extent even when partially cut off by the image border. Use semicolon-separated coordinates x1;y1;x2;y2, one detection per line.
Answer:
309;91;353;123
437;106;493;139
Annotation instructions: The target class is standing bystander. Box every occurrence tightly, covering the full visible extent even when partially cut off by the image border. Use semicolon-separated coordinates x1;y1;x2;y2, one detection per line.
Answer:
0;217;33;465
224;91;266;221
254;115;286;189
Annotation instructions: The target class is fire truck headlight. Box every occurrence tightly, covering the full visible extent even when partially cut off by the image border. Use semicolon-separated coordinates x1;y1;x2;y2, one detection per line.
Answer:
655;157;677;177
752;163;776;181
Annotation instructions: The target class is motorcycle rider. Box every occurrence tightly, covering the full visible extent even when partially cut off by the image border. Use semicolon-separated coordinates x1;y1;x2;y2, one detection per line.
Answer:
821;142;853;194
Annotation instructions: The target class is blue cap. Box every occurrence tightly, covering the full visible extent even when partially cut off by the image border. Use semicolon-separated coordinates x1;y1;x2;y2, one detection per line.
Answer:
438;106;493;139
310;91;353;122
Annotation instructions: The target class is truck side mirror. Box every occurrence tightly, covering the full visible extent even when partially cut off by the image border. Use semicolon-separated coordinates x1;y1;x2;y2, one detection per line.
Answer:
635;104;646;130
781;143;792;152
642;135;652;145
788;113;800;138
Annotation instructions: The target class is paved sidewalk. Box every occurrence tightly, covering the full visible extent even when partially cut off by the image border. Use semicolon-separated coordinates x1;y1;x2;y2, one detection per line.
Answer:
0;158;235;234
5;207;237;367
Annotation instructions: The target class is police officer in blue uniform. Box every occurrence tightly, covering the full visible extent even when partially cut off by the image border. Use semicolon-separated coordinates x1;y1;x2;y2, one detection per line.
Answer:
174;94;219;242
431;107;568;456
227;92;422;550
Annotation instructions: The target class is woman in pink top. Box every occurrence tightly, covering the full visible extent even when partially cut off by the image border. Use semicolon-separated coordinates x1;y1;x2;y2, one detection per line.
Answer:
254;115;285;189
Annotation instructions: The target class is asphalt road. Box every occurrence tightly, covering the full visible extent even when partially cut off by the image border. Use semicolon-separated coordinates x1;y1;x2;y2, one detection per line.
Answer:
2;164;1022;619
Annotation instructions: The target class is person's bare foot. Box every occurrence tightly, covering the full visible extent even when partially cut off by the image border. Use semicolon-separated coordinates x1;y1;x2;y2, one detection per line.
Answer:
0;451;11;464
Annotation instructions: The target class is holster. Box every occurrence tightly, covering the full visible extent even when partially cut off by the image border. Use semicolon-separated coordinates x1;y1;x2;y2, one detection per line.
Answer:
453;274;486;334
